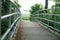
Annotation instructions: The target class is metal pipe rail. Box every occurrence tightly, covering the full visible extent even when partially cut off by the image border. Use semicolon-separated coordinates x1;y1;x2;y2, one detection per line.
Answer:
33;17;60;32
31;8;60;33
32;7;60;15
33;17;60;24
0;0;21;40
1;13;18;19
32;14;60;16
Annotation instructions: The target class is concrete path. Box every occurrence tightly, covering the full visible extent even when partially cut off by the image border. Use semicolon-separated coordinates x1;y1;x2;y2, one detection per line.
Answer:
22;21;60;40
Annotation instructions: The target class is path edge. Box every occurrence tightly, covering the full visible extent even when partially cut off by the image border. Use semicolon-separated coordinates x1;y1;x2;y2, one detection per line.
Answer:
38;22;60;38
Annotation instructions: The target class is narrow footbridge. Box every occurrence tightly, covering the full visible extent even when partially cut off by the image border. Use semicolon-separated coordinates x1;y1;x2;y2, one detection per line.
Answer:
0;0;60;40
14;21;60;40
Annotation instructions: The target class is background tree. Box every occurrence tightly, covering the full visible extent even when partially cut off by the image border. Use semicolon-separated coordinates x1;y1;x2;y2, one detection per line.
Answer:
51;0;60;13
0;0;2;38
13;0;21;8
29;3;43;21
45;0;48;9
50;0;60;30
45;0;48;13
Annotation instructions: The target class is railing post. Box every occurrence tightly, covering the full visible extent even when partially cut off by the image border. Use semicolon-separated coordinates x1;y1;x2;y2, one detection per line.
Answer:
8;2;11;40
14;6;16;20
14;7;17;27
47;10;49;25
9;1;11;29
54;8;56;28
14;7;16;17
17;10;18;18
42;14;43;22
0;0;2;39
15;7;18;18
54;14;56;28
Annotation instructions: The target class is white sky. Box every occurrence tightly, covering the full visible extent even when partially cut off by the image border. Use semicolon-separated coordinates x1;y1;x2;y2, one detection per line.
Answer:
18;0;55;14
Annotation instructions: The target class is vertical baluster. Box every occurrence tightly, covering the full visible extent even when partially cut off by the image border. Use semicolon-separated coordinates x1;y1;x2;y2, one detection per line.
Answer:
15;7;18;19
47;10;49;25
38;11;39;21
54;14;56;28
8;2;11;40
15;7;18;26
40;11;41;22
42;13;44;22
42;10;45;23
9;1;11;30
14;6;16;21
54;8;56;29
41;11;43;22
0;0;2;39
19;11;21;18
17;9;19;18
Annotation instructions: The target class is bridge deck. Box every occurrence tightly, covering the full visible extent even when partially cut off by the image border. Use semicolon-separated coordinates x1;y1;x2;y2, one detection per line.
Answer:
15;21;60;40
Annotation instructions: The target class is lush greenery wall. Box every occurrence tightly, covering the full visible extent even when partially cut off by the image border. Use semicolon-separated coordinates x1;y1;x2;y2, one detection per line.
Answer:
29;3;43;21
1;0;21;35
1;0;10;35
30;0;60;32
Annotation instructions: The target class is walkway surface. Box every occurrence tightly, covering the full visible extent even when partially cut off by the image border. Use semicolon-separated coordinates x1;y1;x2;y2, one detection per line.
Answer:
15;21;60;40
22;21;60;40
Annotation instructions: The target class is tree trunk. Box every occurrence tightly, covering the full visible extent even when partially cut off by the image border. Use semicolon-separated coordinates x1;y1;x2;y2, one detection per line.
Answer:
0;0;2;39
45;0;48;13
45;0;48;9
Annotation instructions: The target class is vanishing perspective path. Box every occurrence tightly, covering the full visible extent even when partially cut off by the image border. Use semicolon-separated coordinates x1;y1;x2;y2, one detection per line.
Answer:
15;21;60;40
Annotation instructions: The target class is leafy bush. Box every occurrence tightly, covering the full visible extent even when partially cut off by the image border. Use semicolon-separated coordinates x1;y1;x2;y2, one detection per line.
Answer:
29;3;43;21
21;14;30;20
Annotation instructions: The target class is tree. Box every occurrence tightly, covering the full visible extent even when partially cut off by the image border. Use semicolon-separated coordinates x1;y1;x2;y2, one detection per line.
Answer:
29;3;43;21
14;1;21;8
51;0;60;14
30;4;43;14
45;0;48;13
45;0;48;9
13;0;21;8
0;0;2;38
50;0;60;30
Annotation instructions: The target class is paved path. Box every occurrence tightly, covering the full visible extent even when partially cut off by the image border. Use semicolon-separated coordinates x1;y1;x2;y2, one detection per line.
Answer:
22;21;60;40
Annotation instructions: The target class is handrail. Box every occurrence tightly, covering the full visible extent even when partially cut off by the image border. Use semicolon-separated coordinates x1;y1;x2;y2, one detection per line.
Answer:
31;7;60;33
33;7;60;15
32;14;60;16
1;0;21;40
1;13;19;19
40;21;60;33
10;0;20;12
1;16;20;40
33;17;60;24
32;16;60;33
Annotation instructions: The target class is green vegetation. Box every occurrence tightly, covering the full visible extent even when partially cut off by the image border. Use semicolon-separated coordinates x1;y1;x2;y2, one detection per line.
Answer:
1;0;60;38
29;3;43;21
21;14;30;21
30;0;60;32
1;0;21;36
13;0;21;8
2;0;10;35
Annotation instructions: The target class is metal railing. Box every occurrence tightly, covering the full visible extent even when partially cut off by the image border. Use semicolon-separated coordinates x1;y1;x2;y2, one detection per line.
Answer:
0;0;21;40
31;7;60;33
